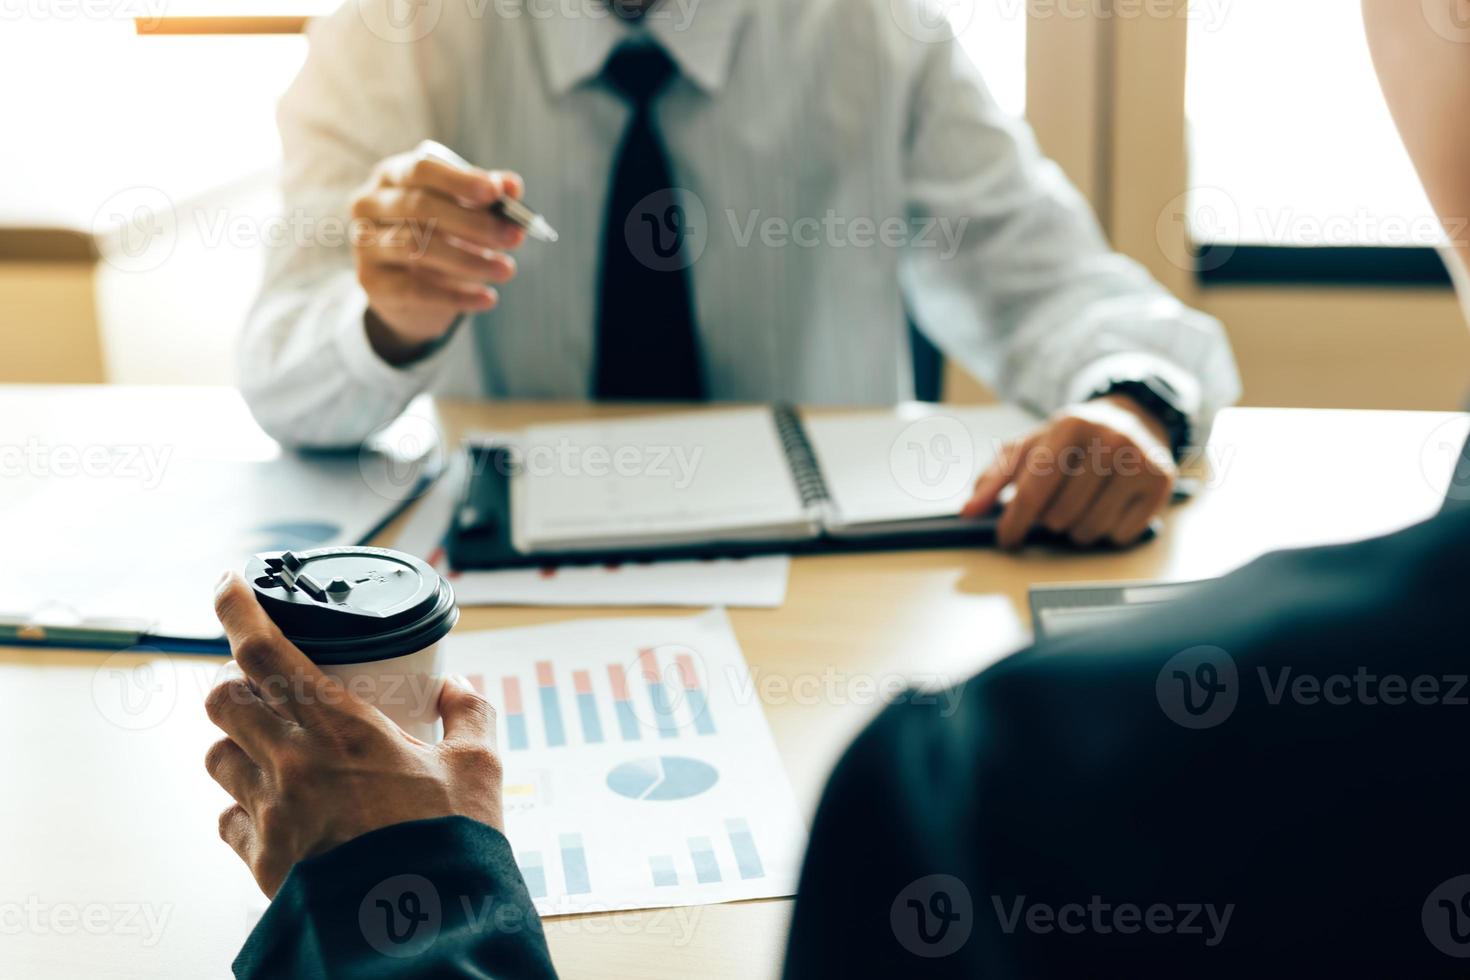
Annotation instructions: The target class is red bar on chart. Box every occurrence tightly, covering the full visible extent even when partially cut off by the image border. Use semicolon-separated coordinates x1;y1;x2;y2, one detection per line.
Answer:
572;669;604;744
535;661;566;747
638;648;678;739
608;663;640;741
675;653;715;734
502;677;528;750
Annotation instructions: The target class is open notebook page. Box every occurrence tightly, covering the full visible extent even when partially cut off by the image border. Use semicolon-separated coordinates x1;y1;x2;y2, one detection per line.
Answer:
802;405;1041;529
516;407;812;552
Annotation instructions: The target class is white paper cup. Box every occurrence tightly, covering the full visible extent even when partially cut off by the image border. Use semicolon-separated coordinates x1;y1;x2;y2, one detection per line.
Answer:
247;547;460;743
317;640;447;742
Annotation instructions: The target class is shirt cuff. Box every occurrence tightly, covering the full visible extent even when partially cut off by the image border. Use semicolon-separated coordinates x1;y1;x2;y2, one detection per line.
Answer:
332;294;460;397
1065;352;1204;428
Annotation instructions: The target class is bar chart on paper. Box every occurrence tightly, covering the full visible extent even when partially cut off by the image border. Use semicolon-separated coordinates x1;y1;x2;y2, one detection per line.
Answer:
462;646;719;754
443;609;807;917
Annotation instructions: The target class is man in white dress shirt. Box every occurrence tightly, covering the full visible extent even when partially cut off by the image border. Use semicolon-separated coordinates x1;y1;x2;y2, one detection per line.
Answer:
242;0;1242;548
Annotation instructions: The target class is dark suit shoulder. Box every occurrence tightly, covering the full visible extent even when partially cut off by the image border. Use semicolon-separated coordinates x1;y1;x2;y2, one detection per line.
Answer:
788;509;1470;976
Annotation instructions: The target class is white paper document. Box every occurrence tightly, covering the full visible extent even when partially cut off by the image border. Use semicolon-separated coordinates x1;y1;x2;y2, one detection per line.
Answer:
0;387;442;642
393;455;792;608
440;610;808;916
803;404;1040;528
517;408;810;551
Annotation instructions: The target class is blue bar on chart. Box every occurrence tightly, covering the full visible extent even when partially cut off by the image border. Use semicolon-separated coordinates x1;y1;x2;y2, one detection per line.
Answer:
519;851;547;899
607;664;641;741
675;653;716;735
638;648;680;739
536;661;566;747
501;677;529;750
572;669;604;744
560;833;591;895
688;836;722;884
649;854;678;887
726;818;765;879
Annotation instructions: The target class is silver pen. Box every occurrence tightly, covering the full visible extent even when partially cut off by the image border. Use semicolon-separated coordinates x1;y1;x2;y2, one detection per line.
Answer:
490;197;560;243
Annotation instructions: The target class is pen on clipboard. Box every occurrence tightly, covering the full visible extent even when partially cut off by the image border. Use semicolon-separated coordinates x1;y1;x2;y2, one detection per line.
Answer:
490;197;559;243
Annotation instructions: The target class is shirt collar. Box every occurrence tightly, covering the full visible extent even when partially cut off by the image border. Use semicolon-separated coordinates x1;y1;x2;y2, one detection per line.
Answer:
531;0;753;97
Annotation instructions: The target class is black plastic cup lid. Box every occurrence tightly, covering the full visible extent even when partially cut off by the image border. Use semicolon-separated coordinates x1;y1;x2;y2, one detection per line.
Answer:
245;546;458;665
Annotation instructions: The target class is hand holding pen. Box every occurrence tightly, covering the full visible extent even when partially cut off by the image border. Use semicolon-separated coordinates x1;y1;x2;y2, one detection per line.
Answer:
349;140;556;366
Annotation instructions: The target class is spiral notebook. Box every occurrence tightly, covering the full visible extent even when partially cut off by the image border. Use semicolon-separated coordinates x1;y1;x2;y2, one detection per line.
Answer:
447;404;1042;568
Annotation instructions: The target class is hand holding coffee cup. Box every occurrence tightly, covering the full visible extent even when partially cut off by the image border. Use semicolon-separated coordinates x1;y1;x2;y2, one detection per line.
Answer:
205;554;503;898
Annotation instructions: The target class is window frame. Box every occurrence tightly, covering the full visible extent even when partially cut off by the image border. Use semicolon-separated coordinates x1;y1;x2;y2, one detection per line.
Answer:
1197;245;1452;288
1021;1;1455;295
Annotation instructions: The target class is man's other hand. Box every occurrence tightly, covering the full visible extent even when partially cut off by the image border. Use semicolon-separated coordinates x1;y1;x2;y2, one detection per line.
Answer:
350;146;526;364
204;573;503;898
961;395;1178;549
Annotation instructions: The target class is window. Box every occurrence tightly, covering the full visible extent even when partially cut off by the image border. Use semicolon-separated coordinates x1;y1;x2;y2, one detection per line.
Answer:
0;0;1025;236
957;0;1028;118
1184;0;1448;284
0;19;307;230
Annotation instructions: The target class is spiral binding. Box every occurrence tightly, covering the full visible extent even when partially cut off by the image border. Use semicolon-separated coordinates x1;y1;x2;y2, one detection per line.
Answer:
773;404;831;510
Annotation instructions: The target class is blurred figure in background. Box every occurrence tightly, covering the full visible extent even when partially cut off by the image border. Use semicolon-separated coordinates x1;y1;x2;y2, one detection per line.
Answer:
239;0;1241;548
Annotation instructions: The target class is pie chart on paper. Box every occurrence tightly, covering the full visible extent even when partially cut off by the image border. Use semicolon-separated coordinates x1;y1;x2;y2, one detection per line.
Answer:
606;756;719;801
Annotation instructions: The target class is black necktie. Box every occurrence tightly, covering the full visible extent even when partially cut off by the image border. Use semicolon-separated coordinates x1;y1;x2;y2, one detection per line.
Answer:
594;43;706;401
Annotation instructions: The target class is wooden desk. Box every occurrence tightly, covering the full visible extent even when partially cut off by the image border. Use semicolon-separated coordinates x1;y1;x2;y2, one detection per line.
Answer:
1;390;1464;978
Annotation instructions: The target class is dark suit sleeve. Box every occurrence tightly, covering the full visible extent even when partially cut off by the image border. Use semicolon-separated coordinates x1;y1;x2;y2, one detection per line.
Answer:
234;816;557;980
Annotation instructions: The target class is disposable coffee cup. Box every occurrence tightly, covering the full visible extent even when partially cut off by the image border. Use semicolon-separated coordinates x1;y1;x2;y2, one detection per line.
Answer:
246;546;459;742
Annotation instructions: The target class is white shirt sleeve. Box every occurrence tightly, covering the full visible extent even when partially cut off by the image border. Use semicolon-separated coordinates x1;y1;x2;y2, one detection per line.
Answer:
238;7;460;448
898;35;1242;441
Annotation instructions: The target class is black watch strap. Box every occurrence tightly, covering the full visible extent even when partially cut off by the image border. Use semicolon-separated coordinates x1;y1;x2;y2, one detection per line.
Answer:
1089;376;1193;463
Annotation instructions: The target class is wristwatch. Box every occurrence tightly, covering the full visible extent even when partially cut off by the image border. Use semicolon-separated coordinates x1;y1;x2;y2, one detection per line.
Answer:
1088;375;1194;463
